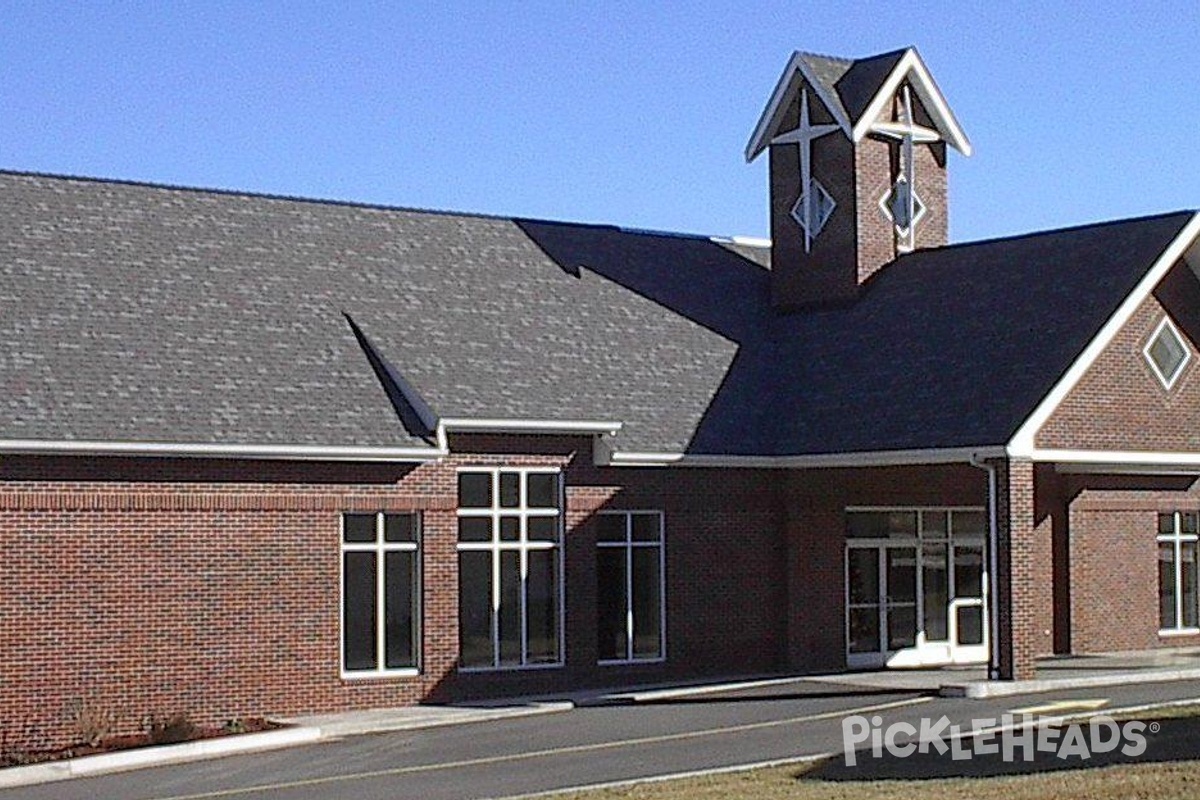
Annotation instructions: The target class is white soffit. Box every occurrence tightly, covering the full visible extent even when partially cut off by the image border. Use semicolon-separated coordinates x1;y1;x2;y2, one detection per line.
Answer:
851;49;972;156
1008;212;1200;457
745;51;852;163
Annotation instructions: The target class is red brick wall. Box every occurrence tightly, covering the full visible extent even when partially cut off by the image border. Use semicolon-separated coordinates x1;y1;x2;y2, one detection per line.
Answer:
0;440;792;752
1038;262;1200;450
1063;474;1200;653
782;464;988;672
767;81;949;310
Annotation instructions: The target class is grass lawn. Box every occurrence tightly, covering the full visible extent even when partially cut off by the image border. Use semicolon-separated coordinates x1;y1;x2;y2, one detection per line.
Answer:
555;759;1200;800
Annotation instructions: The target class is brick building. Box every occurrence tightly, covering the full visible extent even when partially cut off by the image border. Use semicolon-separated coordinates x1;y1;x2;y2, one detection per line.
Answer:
5;46;1200;751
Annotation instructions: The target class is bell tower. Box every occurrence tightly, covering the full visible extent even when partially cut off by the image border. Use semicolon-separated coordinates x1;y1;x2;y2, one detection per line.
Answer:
746;47;971;310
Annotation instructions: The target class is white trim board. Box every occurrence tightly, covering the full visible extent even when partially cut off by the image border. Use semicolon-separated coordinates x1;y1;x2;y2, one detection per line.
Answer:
1007;212;1200;457
850;48;972;156
744;51;852;162
603;446;1007;469
0;439;442;462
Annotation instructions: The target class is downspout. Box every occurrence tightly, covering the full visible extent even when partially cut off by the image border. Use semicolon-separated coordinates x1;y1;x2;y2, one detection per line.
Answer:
969;453;1001;681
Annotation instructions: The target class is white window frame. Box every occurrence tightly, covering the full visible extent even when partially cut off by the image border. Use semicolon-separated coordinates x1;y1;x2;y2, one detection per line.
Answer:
1143;316;1191;390
596;510;667;666
1157;511;1200;636
456;467;565;671
339;511;421;679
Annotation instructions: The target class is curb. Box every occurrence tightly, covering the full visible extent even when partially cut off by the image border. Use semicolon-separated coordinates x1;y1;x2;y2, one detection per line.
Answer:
289;701;574;737
940;666;1200;698
0;726;322;790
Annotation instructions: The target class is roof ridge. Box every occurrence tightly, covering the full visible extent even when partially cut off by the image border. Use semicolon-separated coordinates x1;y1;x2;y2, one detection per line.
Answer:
912;210;1197;255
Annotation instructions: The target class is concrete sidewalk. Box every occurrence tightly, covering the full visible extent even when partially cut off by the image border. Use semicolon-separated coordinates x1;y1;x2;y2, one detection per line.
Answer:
6;648;1198;789
941;647;1200;698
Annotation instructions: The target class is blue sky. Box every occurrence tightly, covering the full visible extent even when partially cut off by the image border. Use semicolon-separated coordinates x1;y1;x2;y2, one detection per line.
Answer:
2;1;1197;243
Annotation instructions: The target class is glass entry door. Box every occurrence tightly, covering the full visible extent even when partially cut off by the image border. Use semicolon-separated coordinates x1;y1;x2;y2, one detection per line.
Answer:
845;509;988;668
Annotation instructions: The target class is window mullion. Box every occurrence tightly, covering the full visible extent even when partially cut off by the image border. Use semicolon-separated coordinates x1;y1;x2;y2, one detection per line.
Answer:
376;512;386;672
1177;515;1186;631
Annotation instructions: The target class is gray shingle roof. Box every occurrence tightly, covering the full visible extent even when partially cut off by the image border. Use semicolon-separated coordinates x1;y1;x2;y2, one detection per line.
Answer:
0;171;1191;457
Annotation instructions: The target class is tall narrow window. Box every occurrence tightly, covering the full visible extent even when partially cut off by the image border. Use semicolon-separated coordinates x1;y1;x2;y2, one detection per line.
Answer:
596;511;665;663
1158;511;1199;633
456;468;562;669
341;512;420;675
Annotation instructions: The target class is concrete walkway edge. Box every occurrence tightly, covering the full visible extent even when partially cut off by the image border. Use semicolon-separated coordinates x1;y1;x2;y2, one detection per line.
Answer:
0;726;322;790
940;666;1200;698
0;702;573;790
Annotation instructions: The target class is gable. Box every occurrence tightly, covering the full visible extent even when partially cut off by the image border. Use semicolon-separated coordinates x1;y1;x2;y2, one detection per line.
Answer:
1036;262;1200;452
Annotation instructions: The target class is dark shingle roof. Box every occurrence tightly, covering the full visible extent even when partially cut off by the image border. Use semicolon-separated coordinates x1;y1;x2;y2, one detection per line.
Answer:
0;171;1191;457
798;48;908;127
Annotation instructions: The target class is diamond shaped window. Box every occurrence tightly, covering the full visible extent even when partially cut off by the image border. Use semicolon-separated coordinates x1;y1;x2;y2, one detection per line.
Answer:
1145;317;1190;389
790;178;836;238
879;177;926;234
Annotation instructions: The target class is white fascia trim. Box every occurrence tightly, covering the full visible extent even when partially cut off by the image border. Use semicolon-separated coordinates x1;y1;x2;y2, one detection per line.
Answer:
605;446;1006;469
0;439;444;462
436;418;623;451
745;51;852;163
850;49;972;156
1033;448;1200;474
1007;212;1200;457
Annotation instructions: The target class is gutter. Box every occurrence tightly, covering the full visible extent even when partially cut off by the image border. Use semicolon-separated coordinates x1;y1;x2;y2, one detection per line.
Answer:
0;439;443;462
603;446;1007;469
969;453;1002;681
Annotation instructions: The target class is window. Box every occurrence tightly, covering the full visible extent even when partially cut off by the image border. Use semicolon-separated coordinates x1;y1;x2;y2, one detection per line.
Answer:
1145;317;1190;389
596;511;665;663
341;512;420;675
790;178;836;239
1158;512;1199;633
456;468;562;669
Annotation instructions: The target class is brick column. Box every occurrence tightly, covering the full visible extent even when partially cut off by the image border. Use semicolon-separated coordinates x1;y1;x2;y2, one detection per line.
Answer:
994;458;1038;680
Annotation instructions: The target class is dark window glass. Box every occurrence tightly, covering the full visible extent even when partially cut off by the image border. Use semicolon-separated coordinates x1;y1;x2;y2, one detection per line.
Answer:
922;511;948;538
458;473;492;509
596;514;626;543
499;473;520;508
1184;542;1198;629
527;516;558;542
343;514;376;543
631;548;662;659
597;548;627;661
1160;513;1176;536
1183;513;1199;535
498;552;522;665
847;511;916;538
1161;542;1177;629
384;551;417;669
526;550;559;663
499;516;520;542
527;473;558;509
923;543;948;642
343;552;377;671
951;510;985;537
848;607;880;653
458;551;493;668
458;517;492;543
631;513;661;543
847;549;880;605
888;605;917;649
954;545;985;598
887;548;917;603
956;605;984;646
384;514;417;543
